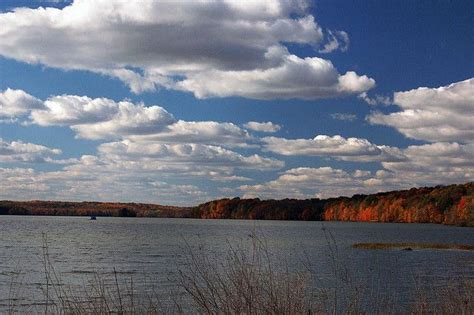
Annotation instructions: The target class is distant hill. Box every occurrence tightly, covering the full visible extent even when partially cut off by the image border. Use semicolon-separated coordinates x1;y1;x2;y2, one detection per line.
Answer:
1;182;473;226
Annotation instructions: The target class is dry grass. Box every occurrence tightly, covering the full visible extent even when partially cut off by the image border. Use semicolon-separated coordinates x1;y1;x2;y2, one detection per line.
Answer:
353;242;474;251
411;278;473;315
176;235;319;314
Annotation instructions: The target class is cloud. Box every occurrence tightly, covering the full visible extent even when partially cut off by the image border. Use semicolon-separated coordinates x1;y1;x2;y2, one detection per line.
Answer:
63;140;284;186
319;30;349;53
0;168;50;195
368;78;474;143
240;141;474;199
0;166;209;205
97;140;284;170
240;167;374;199
383;142;474;173
0;90;265;194
358;92;392;106
0;88;44;117
177;53;375;99
258;131;464;196
3;140;473;203
0;118;19;124
29;95;176;140
31;95;122;126
352;142;474;191
0;1;320;71
353;170;371;178
14;92;252;146
0;138;61;163
70;105;176;140
0;137;284;204
150;181;209;203
0;0;375;99
262;135;405;162
330;113;357;121
129;120;254;148
243;121;281;132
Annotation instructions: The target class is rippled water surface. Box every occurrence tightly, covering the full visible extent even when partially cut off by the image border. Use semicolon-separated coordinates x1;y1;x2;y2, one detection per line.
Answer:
0;216;473;312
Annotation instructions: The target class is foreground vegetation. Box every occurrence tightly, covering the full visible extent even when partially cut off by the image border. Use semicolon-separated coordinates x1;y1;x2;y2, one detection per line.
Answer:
1;182;473;226
4;232;473;314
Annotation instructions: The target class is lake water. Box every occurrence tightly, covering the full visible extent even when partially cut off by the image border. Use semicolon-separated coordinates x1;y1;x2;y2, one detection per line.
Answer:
0;216;473;312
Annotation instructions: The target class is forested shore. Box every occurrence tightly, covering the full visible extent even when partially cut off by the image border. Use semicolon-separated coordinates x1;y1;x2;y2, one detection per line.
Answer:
1;182;473;226
0;200;193;218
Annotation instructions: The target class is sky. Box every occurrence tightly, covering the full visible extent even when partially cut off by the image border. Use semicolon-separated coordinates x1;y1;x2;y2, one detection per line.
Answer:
0;0;473;205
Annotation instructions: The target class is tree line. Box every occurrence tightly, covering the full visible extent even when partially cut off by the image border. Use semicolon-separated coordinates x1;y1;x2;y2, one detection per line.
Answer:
193;182;473;226
0;200;193;218
1;182;472;226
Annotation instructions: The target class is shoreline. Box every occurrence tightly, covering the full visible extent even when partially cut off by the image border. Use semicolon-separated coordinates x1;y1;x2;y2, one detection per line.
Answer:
1;181;473;226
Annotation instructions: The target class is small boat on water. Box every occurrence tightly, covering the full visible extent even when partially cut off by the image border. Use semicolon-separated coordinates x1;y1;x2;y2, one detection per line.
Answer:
90;216;97;220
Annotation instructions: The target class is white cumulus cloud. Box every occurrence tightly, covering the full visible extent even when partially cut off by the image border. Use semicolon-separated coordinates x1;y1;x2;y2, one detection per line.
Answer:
0;0;375;99
177;54;375;99
0;138;61;163
0;88;44;117
244;121;281;133
262;135;405;162
9;91;252;146
130;120;254;148
368;78;474;143
29;95;176;140
98;140;283;170
240;167;371;199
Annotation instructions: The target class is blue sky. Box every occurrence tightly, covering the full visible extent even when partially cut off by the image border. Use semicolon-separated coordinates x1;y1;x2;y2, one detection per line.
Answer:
0;0;473;205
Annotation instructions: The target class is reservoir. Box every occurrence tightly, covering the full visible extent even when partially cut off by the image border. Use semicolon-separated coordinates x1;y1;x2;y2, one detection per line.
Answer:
0;216;472;312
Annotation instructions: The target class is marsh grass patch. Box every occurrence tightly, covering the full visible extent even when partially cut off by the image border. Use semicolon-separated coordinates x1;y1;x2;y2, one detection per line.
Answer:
352;242;474;251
